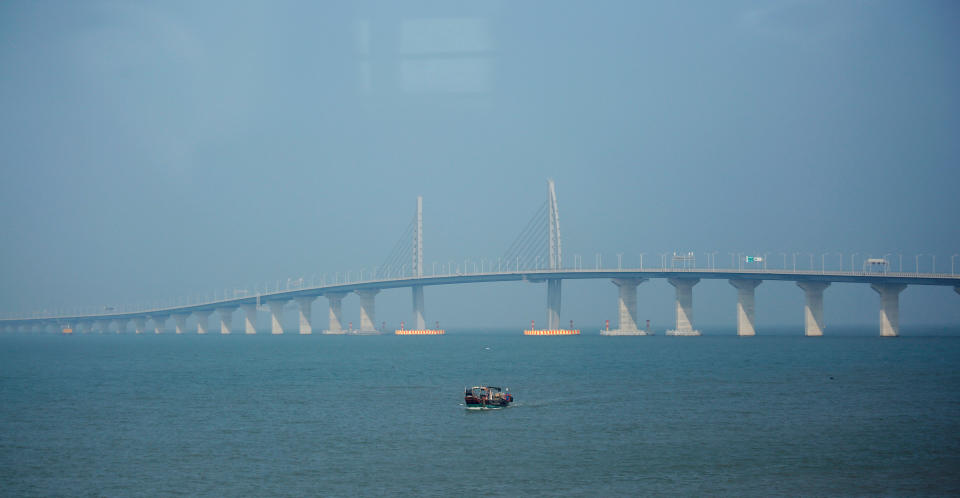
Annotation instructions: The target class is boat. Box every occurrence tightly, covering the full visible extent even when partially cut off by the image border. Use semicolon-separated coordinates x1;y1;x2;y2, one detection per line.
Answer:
464;386;513;410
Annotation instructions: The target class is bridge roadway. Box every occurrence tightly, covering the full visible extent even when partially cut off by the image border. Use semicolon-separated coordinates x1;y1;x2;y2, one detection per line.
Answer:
2;269;959;337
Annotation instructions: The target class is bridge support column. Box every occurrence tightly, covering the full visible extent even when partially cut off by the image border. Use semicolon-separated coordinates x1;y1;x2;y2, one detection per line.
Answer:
412;285;425;330
268;300;287;334
242;304;257;334
667;278;700;336
217;308;234;335
114;319;128;334
730;279;762;336
133;317;146;334
324;292;347;334
195;310;211;335
173;314;188;334
547;279;562;330
151;316;167;334
296;297;314;335
357;289;380;334
797;281;830;336
604;278;648;335
97;320;111;333
871;283;906;337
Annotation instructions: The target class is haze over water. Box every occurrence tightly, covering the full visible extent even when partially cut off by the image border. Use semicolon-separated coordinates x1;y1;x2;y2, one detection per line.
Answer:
2;329;958;496
2;1;959;495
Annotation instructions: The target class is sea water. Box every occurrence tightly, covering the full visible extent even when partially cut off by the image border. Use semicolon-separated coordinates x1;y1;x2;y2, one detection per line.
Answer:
1;329;959;496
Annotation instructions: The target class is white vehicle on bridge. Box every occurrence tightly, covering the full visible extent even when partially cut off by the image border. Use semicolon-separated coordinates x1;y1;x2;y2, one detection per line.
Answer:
863;258;889;273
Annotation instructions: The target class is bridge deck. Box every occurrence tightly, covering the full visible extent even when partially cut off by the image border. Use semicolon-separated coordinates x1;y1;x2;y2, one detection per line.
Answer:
3;269;959;324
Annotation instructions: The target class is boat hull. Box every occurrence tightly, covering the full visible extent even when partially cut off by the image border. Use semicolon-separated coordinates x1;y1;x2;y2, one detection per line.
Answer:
465;402;506;410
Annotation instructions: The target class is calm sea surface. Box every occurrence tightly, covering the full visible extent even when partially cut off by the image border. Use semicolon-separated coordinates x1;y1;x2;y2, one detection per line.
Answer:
1;329;959;496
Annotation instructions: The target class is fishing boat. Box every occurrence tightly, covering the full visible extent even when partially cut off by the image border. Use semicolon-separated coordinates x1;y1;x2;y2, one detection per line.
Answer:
464;386;513;410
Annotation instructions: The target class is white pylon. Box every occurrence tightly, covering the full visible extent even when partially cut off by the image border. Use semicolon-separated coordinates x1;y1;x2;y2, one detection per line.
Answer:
548;179;562;270
413;196;423;278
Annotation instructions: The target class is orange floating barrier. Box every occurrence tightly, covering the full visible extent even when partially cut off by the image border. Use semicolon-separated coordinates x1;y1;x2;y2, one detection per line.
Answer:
523;329;580;336
395;329;445;335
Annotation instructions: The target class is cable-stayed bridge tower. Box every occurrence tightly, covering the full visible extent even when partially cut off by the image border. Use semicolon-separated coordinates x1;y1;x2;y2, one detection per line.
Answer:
546;179;563;329
412;196;425;329
377;196;429;332
503;179;567;330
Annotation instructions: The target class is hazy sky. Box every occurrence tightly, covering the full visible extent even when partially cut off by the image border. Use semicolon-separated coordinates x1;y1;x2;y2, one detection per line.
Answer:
1;1;958;331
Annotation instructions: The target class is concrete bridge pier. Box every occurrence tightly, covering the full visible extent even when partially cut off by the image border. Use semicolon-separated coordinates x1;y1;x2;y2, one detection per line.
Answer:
217;308;234;334
412;285;425;330
133;317;146;334
357;289;380;334
730;279;762;336
173;314;188;334
324;292;347;334
296;297;314;335
151;315;167;334
195;310;212;334
667;278;700;336
547;279;562;329
797;281;830;336
242;304;257;334
268;300;288;334
114;319;128;334
97;320;111;333
604;278;648;335
872;283;907;337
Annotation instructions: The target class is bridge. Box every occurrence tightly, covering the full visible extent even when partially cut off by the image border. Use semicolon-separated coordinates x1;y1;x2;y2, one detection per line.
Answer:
2;181;959;337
